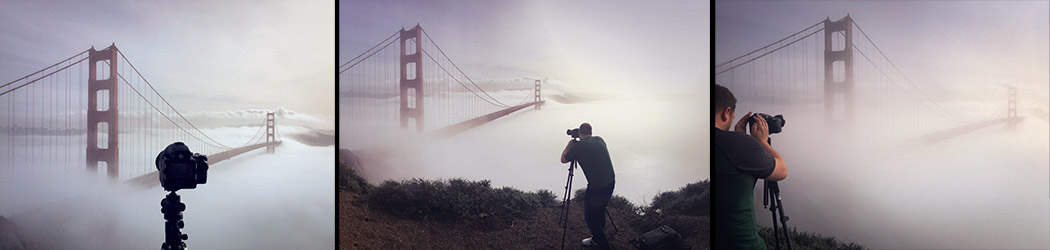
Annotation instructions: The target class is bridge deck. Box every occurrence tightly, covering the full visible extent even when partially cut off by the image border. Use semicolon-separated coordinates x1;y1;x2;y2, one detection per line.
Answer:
916;117;1023;145
125;141;282;188
429;101;544;138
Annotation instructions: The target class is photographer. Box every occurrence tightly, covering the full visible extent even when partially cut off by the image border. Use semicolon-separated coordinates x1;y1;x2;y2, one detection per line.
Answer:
560;123;616;250
713;84;787;250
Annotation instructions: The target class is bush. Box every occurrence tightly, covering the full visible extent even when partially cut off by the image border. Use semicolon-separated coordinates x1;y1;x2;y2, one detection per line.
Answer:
649;180;709;216
630;180;711;240
564;187;637;213
535;189;558;207
367;178;548;221
337;152;371;194
758;226;865;250
607;195;637;212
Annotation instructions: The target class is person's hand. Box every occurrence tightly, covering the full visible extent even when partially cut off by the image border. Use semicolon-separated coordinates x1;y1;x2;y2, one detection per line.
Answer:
750;114;769;144
567;139;576;145
734;111;753;133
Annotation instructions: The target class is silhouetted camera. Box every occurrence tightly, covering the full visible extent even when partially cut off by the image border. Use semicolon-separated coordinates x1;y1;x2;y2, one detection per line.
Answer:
566;128;580;139
156;142;209;191
748;113;786;134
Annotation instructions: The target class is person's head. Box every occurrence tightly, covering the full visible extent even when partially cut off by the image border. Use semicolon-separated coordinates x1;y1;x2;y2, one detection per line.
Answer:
714;84;737;131
579;122;593;138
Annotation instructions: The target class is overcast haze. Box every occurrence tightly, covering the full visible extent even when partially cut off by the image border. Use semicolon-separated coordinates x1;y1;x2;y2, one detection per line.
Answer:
340;0;709;206
716;1;1050;249
341;0;707;98
0;0;335;128
716;1;1049;105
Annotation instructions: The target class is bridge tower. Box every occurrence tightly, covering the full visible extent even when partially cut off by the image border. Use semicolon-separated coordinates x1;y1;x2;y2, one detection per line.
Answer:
824;15;854;126
1008;86;1017;118
400;25;425;133
87;44;120;178
266;112;276;153
534;79;542;110
1008;86;1018;129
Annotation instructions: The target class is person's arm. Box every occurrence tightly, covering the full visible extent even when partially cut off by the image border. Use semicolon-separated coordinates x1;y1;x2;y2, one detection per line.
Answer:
560;139;575;163
734;111;753;132
750;115;788;181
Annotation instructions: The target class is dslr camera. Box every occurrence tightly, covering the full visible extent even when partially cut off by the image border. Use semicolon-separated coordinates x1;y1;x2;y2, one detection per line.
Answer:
156;142;209;191
566;128;580;139
748;113;786;134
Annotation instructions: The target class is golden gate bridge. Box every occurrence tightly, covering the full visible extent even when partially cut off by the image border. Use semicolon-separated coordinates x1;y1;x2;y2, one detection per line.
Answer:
340;25;544;150
0;44;282;188
715;15;1021;144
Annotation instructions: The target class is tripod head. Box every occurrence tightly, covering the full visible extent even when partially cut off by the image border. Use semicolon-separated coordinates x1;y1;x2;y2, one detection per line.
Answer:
161;191;189;250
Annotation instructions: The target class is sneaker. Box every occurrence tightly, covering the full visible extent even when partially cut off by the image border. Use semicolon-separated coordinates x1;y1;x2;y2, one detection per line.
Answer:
581;237;597;247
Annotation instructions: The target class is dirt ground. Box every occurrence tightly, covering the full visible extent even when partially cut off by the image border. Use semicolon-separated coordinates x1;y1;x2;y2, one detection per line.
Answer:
339;190;708;250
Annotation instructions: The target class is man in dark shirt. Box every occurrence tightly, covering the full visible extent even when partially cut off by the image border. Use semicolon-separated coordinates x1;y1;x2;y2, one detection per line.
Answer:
561;122;616;249
713;84;788;250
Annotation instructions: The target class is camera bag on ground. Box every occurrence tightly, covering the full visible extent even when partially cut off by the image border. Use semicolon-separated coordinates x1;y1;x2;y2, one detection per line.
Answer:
629;225;690;250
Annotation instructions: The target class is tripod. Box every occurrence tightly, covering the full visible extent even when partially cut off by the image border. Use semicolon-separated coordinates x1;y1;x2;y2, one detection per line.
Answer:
560;158;619;250
760;138;789;250
763;181;792;250
161;191;189;250
762;139;792;250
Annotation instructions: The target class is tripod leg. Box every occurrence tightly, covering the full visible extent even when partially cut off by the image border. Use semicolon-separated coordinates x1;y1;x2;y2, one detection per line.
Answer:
605;208;619;233
775;194;793;250
768;186;781;250
560;161;575;250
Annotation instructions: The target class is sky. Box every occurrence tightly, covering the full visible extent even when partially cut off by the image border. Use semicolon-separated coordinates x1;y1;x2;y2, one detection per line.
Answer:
340;0;708;99
0;0;335;129
716;1;1050;105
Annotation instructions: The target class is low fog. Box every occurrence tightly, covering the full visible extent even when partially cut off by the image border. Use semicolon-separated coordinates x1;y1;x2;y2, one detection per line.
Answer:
0;127;334;249
342;94;706;206
732;99;1049;249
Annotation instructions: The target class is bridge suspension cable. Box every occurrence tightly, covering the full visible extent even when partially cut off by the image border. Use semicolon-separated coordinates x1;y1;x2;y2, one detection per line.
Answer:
715;16;1015;140
116;50;234;149
1;46;282;181
850;22;998;123
340;31;400;74
420;28;512;108
339;25;539;150
715;20;824;72
0;50;90;97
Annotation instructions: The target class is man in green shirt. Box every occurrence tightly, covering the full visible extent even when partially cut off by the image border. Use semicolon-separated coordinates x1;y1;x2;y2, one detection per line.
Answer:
561;122;616;249
713;84;788;250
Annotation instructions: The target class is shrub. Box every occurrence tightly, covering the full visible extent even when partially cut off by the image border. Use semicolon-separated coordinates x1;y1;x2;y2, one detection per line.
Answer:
535;189;558;207
337;153;371;194
630;180;711;240
649;180;709;216
607;195;637;212
367;178;548;221
758;226;865;250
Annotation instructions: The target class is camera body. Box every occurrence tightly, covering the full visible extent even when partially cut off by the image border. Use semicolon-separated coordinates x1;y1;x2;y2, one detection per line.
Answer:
156;142;209;191
748;113;786;134
566;128;580;139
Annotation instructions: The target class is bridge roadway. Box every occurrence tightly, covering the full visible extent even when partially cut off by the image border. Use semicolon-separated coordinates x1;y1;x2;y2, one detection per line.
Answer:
915;117;1024;145
430;101;544;138
348;101;544;166
125;141;282;188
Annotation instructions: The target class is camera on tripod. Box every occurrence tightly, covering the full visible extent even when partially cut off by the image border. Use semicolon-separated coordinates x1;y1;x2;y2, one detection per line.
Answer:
566;128;580;139
155;142;209;250
747;113;786;134
156;142;209;191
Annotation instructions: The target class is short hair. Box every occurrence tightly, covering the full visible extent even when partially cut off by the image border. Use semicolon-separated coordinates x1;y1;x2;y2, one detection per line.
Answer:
714;84;736;115
579;122;592;135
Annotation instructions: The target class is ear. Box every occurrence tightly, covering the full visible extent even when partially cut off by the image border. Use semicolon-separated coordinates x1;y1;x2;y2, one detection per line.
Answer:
720;107;732;121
